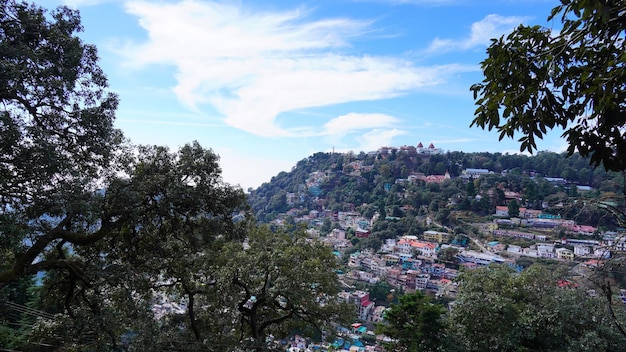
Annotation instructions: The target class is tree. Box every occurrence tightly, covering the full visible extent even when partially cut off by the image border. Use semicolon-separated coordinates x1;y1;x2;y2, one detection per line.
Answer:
368;280;395;304
449;264;626;352
0;0;121;200
470;0;626;177
377;291;446;352
470;0;626;339
435;207;451;226
0;2;363;350
437;247;459;264
465;178;476;198
214;226;353;350
507;199;520;218
1;1;121;285
0;0;130;338
22;142;247;350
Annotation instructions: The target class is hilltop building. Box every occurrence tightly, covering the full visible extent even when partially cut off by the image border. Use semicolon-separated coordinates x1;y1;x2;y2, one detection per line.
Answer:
416;142;444;155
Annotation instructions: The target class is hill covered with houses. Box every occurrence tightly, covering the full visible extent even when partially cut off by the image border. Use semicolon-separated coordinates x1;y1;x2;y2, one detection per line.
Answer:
249;145;623;230
246;145;626;349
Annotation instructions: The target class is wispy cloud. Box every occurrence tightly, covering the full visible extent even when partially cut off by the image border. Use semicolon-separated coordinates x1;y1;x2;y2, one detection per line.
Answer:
62;0;114;7
116;118;224;128
322;113;400;136
320;112;402;149
426;14;529;53
363;0;458;5
118;0;467;139
359;129;407;151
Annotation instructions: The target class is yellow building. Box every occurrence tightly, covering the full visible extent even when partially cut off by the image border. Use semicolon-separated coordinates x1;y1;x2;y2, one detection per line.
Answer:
556;248;574;261
423;230;450;243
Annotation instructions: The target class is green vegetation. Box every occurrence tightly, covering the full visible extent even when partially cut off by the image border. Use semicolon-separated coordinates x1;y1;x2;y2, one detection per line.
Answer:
0;2;349;350
377;291;446;352
471;0;626;342
3;0;626;351
470;1;626;175
215;226;353;350
449;265;626;352
249;149;623;230
376;263;626;352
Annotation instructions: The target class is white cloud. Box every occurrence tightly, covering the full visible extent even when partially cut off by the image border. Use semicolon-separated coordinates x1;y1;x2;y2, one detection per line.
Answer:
321;112;402;148
323;112;400;136
216;147;296;190
427;14;529;53
119;1;464;137
358;128;407;152
368;0;457;5
62;0;114;7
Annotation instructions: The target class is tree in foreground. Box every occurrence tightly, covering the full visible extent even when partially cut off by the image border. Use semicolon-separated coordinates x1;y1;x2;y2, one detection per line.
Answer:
377;291;446;352
1;1;125;346
0;2;351;350
470;0;626;178
20;142;247;350
0;0;122;285
449;264;626;352
212;226;353;351
470;0;626;338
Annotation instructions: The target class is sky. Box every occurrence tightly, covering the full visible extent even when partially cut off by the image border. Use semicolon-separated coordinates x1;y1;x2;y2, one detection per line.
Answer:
49;0;564;190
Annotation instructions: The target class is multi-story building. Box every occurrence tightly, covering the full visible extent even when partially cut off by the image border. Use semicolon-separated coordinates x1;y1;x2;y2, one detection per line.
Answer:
423;230;450;243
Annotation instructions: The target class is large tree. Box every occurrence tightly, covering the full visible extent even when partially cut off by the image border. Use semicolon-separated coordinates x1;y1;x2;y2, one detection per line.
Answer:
1;2;352;350
449;264;626;352
0;0;122;284
0;2;247;349
470;0;626;177
469;0;626;339
212;226;353;351
377;291;447;352
11;142;247;350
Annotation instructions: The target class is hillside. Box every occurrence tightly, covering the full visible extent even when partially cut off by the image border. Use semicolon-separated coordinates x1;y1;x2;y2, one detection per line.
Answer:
248;147;624;230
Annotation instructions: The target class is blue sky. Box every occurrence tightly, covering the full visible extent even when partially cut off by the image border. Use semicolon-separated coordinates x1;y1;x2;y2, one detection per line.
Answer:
50;0;563;190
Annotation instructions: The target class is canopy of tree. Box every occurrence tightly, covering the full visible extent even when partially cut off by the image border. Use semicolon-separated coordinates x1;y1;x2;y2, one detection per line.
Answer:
0;2;350;350
0;0;126;284
470;0;626;174
449;264;626;352
377;291;446;352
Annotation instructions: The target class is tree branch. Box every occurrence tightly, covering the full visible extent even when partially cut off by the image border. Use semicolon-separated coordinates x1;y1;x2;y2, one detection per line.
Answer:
603;280;626;339
0;214;117;285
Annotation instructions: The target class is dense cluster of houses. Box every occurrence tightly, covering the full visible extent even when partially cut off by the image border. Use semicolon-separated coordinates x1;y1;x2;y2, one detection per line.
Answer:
265;156;626;351
338;233;505;306
486;227;625;260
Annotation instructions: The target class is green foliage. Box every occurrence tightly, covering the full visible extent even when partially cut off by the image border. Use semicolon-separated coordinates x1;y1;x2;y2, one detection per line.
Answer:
249;146;623;232
1;0;123;283
507;199;520;218
214;226;353;349
366;280;395;304
470;0;626;173
0;0;121;213
437;247;459;264
16;142;247;350
377;291;446;352
5;2;626;350
450;264;626;352
0;277;41;350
